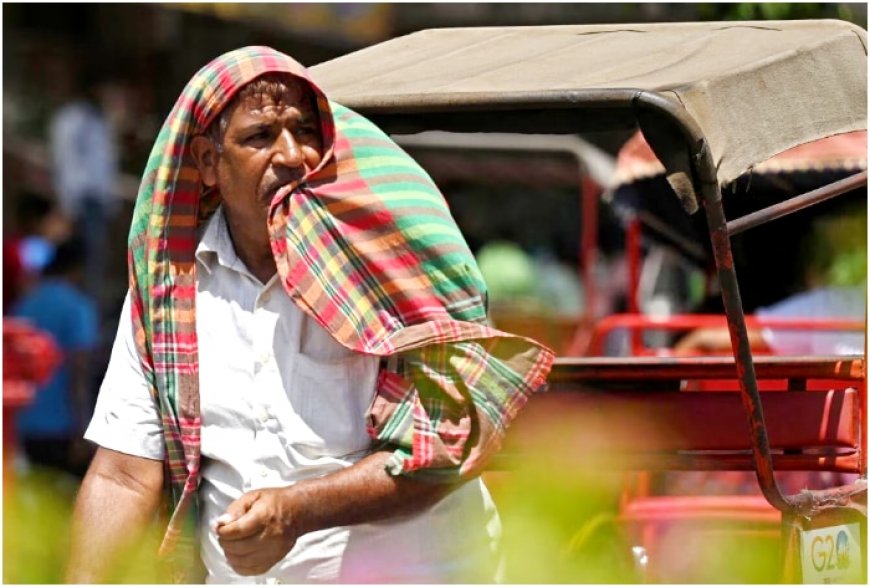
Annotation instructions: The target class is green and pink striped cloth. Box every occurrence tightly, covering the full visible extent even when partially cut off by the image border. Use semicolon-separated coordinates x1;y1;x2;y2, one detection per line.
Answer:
128;46;553;579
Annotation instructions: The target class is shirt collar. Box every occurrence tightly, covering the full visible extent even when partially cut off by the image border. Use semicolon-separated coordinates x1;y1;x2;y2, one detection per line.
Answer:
195;206;279;288
195;205;240;275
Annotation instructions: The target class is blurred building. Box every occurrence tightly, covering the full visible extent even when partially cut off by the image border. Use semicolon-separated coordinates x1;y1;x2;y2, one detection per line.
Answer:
5;3;865;209
3;1;865;324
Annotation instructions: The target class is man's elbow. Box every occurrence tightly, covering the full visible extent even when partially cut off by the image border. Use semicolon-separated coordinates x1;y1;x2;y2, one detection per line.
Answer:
83;447;164;504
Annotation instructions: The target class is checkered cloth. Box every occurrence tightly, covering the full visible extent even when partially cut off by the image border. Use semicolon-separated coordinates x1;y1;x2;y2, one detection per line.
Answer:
128;46;553;580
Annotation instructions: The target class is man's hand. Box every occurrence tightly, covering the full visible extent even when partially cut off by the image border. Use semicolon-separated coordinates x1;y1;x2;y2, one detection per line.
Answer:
215;451;454;577
216;489;300;576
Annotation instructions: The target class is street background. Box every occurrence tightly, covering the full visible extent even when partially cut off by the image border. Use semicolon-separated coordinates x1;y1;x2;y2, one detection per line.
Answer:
3;3;867;583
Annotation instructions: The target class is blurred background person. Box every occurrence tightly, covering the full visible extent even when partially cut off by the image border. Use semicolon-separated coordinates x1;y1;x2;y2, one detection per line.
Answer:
11;238;99;478
675;204;866;356
3;192;72;312
48;63;120;308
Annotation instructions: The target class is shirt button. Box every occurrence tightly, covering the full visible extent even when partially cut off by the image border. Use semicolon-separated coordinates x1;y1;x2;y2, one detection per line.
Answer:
260;291;271;305
255;408;270;423
259;468;269;478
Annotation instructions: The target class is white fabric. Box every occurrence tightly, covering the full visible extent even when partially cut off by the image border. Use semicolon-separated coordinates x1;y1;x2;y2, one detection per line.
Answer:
49;100;118;214
86;207;502;583
756;286;865;355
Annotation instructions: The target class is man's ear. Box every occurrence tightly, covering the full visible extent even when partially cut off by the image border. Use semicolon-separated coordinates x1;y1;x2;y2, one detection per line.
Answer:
190;135;219;187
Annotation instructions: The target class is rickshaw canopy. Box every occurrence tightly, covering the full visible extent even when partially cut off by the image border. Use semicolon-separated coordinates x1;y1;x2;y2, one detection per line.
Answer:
311;20;867;212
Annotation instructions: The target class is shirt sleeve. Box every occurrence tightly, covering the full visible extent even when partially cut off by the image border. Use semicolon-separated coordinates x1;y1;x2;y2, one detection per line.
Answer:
755;287;866;356
368;335;553;482
84;290;165;460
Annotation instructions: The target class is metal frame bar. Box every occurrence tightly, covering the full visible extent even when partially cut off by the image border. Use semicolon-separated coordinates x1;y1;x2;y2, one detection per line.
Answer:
549;355;864;382
727;170;868;236
586;314;865;356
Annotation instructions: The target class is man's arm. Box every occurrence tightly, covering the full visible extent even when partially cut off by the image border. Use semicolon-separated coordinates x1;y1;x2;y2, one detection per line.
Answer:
216;450;453;576
66;447;164;583
674;326;768;355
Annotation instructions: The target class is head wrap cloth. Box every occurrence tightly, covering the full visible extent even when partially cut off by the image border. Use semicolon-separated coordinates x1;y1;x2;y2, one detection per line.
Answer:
129;46;553;567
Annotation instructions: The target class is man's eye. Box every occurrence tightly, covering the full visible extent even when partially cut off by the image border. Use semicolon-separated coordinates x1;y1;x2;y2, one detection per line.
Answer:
296;126;318;136
245;131;269;142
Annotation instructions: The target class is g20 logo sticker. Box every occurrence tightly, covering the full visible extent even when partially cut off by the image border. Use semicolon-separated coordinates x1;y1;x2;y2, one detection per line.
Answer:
801;523;862;583
810;530;850;572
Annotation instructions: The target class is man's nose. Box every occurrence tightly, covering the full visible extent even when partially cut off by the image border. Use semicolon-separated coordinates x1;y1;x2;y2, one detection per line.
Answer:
272;130;305;169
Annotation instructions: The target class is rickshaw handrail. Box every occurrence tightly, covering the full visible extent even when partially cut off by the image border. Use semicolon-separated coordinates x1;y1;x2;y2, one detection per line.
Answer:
591;313;865;330
587;313;866;356
549;355;864;384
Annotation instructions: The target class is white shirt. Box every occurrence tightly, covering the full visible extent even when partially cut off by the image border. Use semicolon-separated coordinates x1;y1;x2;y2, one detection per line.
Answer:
756;286;865;355
86;207;502;583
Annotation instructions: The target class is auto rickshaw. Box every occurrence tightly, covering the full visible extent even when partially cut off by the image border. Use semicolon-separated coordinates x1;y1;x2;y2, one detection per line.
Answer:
311;19;867;583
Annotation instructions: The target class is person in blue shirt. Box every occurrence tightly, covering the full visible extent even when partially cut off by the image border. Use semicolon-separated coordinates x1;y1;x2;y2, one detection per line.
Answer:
13;238;99;477
675;205;866;357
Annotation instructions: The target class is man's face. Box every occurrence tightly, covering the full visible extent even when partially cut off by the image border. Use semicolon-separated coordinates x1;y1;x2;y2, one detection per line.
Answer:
194;77;323;221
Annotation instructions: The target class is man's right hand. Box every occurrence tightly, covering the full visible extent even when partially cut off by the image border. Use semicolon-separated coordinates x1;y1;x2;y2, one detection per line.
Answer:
216;488;300;576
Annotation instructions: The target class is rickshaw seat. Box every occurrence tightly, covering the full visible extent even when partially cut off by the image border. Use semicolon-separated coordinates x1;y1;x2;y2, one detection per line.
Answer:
496;356;865;474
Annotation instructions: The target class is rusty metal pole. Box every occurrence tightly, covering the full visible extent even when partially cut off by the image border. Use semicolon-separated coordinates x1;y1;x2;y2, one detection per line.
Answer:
633;90;796;515
699;175;795;513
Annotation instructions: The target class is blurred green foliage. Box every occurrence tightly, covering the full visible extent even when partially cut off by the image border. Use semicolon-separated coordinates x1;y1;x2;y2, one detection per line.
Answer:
487;461;782;583
802;204;867;287
697;3;862;23
486;463;637;583
4;469;77;584
4;468;166;584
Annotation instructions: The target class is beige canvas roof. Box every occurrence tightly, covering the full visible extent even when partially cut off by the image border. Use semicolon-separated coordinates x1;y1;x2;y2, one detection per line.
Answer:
311;20;867;209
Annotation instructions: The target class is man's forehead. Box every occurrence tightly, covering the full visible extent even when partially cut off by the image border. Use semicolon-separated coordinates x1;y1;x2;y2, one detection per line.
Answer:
237;74;315;110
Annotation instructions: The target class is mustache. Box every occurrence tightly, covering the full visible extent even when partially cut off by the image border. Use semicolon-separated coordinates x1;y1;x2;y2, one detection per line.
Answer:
262;176;303;201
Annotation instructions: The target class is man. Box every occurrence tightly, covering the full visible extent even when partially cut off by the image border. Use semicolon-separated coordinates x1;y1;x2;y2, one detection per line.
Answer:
68;47;552;583
12;238;98;477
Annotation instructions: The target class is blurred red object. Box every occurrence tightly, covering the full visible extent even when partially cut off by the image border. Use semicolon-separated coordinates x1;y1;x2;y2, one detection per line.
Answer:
613;130;867;188
4;318;62;496
3;317;62;405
